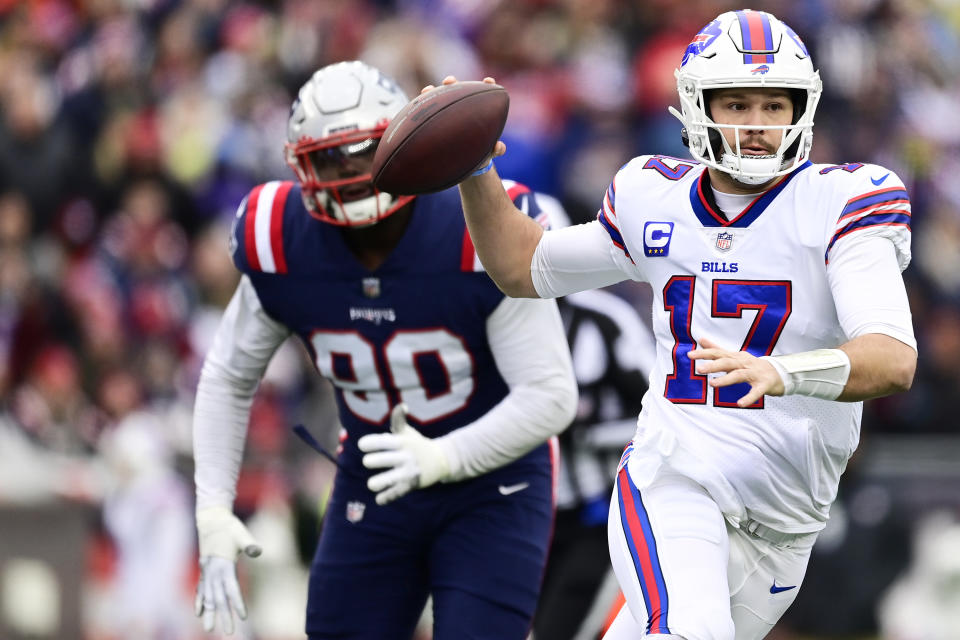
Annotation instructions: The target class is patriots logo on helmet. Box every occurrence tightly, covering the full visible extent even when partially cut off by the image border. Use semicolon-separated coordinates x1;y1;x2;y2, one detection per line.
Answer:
751;65;770;75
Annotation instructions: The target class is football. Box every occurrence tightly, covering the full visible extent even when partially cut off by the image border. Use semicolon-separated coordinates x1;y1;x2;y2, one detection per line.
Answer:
372;81;509;195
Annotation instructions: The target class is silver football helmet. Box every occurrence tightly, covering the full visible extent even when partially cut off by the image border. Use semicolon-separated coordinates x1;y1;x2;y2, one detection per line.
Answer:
285;61;414;226
669;10;822;185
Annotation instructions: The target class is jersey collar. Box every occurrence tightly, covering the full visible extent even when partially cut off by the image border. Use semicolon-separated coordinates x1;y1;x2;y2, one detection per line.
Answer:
688;161;811;228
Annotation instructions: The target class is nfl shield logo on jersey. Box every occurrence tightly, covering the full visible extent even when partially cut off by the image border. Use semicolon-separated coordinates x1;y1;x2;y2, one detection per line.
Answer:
346;501;366;523
716;232;734;252
362;277;381;298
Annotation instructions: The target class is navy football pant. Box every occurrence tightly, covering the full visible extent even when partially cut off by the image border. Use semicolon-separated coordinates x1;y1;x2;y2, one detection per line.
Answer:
305;456;554;640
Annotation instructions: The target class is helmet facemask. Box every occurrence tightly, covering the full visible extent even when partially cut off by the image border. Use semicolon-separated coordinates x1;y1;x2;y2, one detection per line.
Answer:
669;10;823;186
285;61;414;227
285;124;413;227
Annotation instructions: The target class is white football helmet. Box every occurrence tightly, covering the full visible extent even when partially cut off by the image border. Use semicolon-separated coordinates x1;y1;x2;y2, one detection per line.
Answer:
669;10;822;185
285;61;414;226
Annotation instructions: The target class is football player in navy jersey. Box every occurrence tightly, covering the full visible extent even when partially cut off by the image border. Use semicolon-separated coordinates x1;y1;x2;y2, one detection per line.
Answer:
191;61;577;639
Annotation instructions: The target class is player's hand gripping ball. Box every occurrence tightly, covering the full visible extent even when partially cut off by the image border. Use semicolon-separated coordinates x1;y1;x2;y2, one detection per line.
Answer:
371;80;509;195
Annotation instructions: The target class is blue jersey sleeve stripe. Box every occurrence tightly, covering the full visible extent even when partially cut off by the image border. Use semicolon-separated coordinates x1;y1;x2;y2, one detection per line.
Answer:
840;188;909;217
596;210;632;261
827;211;912;253
838;202;910;225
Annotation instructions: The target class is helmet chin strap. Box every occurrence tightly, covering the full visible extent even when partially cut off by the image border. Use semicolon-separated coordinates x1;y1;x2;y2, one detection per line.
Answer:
715;123;798;187
721;154;784;186
322;192;396;226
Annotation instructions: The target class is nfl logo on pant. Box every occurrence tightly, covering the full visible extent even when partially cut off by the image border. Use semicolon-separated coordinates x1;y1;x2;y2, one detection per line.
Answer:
346;501;366;523
716;232;733;251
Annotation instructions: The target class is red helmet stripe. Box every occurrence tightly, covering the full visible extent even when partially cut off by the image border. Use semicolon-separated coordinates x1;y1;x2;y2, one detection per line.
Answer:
738;10;775;63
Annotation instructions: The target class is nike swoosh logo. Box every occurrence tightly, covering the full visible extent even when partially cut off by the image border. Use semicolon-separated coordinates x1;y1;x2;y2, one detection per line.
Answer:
871;173;890;185
498;482;530;496
770;581;797;594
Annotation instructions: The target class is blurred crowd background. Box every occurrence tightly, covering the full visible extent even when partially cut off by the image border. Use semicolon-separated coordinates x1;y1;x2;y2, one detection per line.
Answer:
1;0;959;639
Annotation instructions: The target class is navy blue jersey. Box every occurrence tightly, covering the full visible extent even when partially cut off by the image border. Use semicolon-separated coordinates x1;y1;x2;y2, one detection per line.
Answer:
230;180;547;476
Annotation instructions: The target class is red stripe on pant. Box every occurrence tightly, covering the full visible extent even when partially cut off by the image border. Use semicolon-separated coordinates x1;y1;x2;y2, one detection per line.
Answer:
617;468;666;632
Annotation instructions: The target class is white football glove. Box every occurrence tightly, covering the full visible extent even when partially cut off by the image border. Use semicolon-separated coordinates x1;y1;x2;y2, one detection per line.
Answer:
194;505;262;635
357;403;450;505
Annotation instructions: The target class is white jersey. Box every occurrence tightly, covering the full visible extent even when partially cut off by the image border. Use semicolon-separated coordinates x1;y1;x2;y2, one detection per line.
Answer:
534;156;913;532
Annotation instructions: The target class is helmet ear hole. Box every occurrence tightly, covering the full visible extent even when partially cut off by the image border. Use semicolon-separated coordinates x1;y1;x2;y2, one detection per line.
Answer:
702;89;715;120
789;88;806;124
706;128;725;160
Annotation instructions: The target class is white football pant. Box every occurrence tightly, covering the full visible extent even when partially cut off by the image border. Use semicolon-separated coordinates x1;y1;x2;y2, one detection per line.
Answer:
605;463;818;640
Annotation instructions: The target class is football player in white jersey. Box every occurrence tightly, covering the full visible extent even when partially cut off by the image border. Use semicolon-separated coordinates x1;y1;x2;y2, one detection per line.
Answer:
435;8;917;640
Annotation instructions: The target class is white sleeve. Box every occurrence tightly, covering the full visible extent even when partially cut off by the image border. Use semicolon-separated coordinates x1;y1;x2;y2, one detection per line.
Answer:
827;235;917;351
193;275;291;510
434;296;578;481
531;220;633;299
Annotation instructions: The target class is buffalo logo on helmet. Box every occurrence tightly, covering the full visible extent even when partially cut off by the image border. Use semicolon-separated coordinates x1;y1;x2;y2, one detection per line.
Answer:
681;19;723;67
785;25;810;57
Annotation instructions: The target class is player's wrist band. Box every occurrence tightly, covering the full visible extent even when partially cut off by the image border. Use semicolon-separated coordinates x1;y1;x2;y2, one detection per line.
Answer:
761;349;851;400
470;159;495;177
